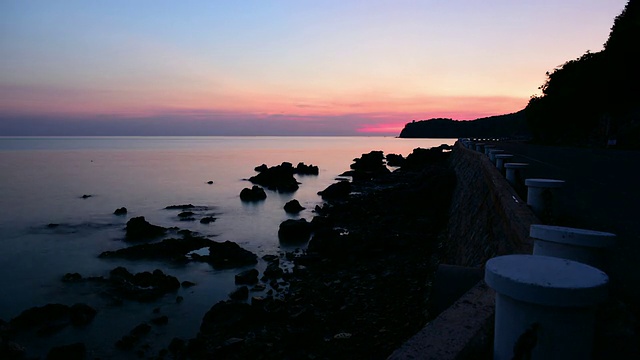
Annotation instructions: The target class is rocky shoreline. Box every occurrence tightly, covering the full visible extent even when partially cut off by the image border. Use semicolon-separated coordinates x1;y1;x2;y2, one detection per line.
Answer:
0;145;455;359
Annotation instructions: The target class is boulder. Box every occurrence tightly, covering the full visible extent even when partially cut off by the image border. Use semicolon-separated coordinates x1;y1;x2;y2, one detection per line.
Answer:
386;153;405;167
240;186;267;201
249;163;299;192
10;303;97;335
108;267;180;302
263;262;284;279
284;199;305;213
229;286;249;301
254;164;268;172
235;269;259;285
100;236;216;262
200;216;216;224
125;216;166;241
295;162;319;175
113;207;128;216
47;342;86;360
199;301;256;336
318;181;351;200
278;219;312;243
192;241;258;269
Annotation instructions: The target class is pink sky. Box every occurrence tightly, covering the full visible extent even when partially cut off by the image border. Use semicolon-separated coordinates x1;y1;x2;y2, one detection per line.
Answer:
0;1;629;136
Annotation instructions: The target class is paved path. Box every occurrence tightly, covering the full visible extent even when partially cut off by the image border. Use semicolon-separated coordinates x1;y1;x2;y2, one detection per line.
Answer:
486;141;640;305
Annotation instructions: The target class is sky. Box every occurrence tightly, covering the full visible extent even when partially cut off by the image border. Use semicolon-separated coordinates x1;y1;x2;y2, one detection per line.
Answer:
0;0;629;136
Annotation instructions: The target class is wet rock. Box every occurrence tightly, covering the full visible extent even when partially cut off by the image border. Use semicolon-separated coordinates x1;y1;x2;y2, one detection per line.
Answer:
165;204;195;210
125;216;166;241
108;267;180;302
278;219;312;243
9;303;96;335
61;272;83;283
262;254;279;262
169;337;186;355
386;153;405;167
99;235;215;262
192;241;258;269
249;163;299;192
178;211;195;218
229;286;249;301
115;335;137;350
284;199;305;213
46;342;85;360
318;181;351;200
151;315;169;325
130;323;151;337
81;194;92;199
240;186;267;201
235;269;259;285
199;301;255;336
113;207;128;216
181;281;196;288
263;262;284;279
254;164;268;172
200;216;216;224
207;180;214;184
295;162;319;175
1;339;26;359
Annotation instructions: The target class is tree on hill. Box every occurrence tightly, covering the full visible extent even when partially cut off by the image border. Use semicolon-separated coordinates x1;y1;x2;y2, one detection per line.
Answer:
525;0;640;148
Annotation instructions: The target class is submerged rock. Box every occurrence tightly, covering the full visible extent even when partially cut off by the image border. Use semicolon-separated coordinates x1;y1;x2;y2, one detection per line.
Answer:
113;207;128;216
100;236;215;262
125;216;166;241
10;303;97;335
108;267;180;302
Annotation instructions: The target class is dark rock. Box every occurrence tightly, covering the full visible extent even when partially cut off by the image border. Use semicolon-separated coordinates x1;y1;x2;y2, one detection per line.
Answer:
10;303;96;335
125;216;166;241
254;164;268;172
240;186;267;201
176;296;184;304
46;342;85;360
107;267;180;302
401;147;450;170
199;301;255;336
278;219;312;243
262;254;279;262
181;280;196;288
249;163;299;192
81;194;92;199
284;199;305;213
263;262;284;279
193;241;258;269
113;207;128;216
151;315;169;325
61;272;83;282
178;211;195;218
130;323;151;337
115;335;137;350
207;180;214;184
47;223;60;228
229;286;249;301
318;181;351;200
235;269;259;285
295;162;319;175
165;204;195;210
99;236;215;262
168;337;186;355
386;153;405;167
200;216;216;224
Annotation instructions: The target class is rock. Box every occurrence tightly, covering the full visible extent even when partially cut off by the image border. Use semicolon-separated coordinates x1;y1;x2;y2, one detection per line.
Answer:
199;301;255;336
181;280;196;288
240;186;267;201
263;262;284;279
278;219;312;243
168;337;186;355
200;216;216;224
195;241;258;269
262;254;279;262
176;296;184;304
386;153;405;167
207;180;214;184
130;323;151;337
165;204;195;210
61;272;83;282
115;335;137;350
295;162;319;175
229;286;249;301
46;342;86;360
107;267;180;302
235;269;259;285
125;216;166;241
81;194;92;199
318;181;351;200
249;163;299;192
254;164;268;172
113;207;128;215
1;339;26;359
178;211;195;218
284;199;305;213
100;235;215;262
10;303;96;335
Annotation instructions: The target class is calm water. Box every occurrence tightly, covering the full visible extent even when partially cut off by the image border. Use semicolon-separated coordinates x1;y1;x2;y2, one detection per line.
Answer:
0;136;455;358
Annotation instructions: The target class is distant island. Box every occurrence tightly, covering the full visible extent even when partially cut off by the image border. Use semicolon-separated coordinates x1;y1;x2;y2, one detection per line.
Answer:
400;0;639;149
398;111;529;139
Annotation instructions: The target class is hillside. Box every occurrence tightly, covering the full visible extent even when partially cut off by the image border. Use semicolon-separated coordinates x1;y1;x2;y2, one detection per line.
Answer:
398;111;528;139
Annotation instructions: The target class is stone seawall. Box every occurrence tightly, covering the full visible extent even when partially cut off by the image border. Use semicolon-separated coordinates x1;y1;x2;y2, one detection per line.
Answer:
389;142;538;359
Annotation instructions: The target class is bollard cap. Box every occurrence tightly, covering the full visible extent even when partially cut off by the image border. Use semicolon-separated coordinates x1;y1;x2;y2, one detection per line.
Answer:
525;178;565;188
494;154;513;159
504;162;528;169
485;255;608;307
530;224;616;248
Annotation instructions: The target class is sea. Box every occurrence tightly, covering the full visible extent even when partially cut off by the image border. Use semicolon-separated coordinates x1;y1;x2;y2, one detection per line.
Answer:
0;136;456;358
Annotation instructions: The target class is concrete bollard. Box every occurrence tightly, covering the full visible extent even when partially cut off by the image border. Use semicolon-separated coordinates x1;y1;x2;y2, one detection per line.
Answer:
485;254;608;360
489;149;505;163
494;154;513;171
530;224;616;270
505;163;528;186
484;145;496;156
525;178;564;219
475;143;485;153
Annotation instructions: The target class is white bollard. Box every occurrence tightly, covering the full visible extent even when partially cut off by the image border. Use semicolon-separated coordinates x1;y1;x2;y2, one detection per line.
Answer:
530;224;615;269
495;154;513;171
485;254;608;360
525;179;564;218
489;149;505;163
505;163;528;186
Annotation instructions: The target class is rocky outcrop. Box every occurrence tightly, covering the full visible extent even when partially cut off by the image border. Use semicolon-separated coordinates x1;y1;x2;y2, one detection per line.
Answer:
125;216;166;241
113;207;128;216
317;181;351;200
249;162;300;192
9;303;97;336
99;235;216;262
277;219;312;243
283;199;305;213
240;186;267;201
191;241;258;269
